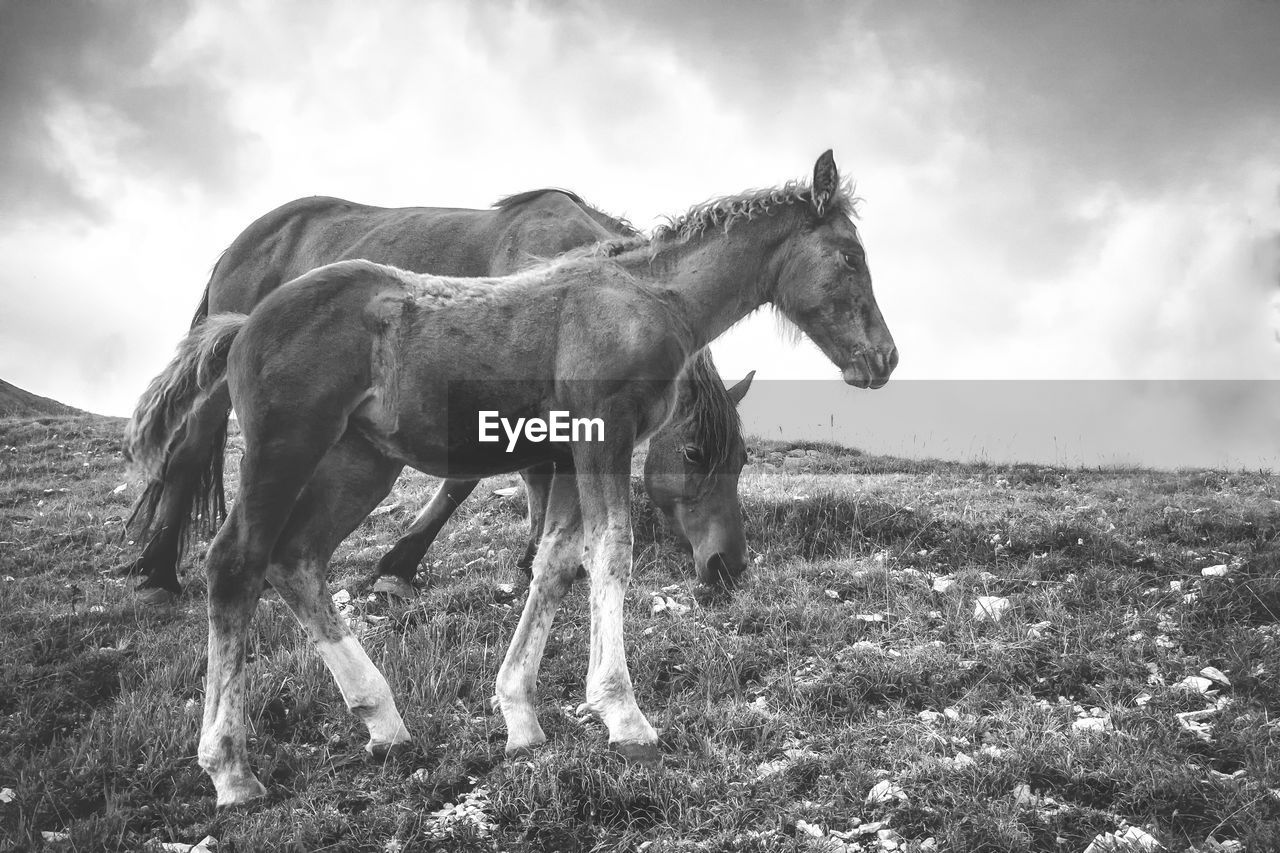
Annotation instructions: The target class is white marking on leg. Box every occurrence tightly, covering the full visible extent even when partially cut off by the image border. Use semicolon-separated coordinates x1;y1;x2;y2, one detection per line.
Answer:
496;523;579;753
198;597;267;806
585;523;658;748
315;635;411;751
268;562;411;752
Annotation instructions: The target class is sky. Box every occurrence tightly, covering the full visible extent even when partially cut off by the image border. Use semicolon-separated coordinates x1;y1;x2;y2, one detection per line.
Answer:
2;0;1278;463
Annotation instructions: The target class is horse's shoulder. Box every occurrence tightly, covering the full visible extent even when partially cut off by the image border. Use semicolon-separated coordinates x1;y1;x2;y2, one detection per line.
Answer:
346;266;421;327
573;284;683;350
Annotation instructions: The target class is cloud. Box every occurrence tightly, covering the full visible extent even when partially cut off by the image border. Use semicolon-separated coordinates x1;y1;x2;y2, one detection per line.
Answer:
868;2;1280;189
1000;165;1280;379
570;1;1280;189
0;0;253;222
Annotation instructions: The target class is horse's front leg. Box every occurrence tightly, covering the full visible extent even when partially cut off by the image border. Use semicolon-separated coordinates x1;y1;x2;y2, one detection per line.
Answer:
516;461;556;573
495;471;583;756
576;438;660;761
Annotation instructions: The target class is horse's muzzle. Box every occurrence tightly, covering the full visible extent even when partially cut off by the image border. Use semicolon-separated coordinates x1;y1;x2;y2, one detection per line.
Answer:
842;348;898;389
702;552;747;589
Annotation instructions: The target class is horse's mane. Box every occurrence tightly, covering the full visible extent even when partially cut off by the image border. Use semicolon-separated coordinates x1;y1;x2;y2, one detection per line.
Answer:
653;177;861;244
502;174;861;271
670;349;741;474
493;188;640;238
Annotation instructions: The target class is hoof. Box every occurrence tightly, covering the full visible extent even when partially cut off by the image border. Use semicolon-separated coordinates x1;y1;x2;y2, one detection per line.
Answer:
503;728;548;760
516;543;537;572
367;738;414;762
610;740;661;764
214;776;268;808
372;575;416;600
504;743;541;760
136;585;180;607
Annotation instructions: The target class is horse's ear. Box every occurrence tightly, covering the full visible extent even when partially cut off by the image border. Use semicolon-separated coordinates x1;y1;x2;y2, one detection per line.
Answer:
726;370;755;406
811;149;838;218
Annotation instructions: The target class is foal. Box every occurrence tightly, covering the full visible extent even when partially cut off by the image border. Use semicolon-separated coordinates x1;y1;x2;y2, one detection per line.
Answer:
131;150;896;805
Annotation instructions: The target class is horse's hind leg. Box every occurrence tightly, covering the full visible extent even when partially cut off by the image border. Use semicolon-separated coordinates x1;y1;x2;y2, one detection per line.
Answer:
270;432;411;757
496;471;583;756
198;416;344;806
198;505;275;805
128;384;232;603
373;478;479;598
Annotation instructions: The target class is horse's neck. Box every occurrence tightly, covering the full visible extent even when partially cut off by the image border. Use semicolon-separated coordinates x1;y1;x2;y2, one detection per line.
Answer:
652;213;795;351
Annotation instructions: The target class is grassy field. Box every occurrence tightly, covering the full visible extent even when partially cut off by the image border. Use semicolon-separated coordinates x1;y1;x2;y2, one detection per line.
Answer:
1;414;1278;852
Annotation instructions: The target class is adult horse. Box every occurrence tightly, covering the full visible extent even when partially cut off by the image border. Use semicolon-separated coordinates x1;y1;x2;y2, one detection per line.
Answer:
129;150;897;805
125;189;754;604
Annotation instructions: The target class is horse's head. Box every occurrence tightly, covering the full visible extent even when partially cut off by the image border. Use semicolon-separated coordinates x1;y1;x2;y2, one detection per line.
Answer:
643;368;754;588
772;150;898;389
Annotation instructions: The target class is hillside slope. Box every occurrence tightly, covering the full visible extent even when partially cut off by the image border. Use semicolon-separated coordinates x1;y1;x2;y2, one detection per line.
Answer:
0;415;1277;851
0;378;83;418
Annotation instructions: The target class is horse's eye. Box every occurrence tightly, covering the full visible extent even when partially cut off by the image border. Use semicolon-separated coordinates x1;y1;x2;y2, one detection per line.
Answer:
840;250;862;269
681;445;705;465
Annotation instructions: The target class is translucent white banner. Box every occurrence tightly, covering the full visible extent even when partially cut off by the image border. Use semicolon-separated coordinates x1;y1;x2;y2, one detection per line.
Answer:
736;381;1280;470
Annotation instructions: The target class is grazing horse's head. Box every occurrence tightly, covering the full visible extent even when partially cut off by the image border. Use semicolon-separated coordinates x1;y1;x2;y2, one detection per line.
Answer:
772;150;898;389
643;358;754;588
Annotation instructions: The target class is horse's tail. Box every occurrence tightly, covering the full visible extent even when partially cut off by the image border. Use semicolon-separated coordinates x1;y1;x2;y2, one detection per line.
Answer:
188;251;229;331
124;313;247;538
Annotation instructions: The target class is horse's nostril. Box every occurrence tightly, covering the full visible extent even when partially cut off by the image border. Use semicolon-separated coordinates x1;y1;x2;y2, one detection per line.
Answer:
707;553;746;588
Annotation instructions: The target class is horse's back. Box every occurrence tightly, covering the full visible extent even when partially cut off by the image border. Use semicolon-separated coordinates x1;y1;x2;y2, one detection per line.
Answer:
485;191;622;274
207;197;499;315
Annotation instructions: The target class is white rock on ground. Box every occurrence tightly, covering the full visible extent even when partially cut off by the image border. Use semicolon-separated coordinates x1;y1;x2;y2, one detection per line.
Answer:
1083;826;1161;852
1071;715;1112;734
1174;675;1215;694
865;780;907;805
1199;666;1231;686
159;837;218;853
650;595;690;616
973;596;1012;623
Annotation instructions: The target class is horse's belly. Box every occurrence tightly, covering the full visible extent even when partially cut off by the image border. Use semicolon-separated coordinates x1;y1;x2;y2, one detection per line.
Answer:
353;403;572;479
414;441;569;479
